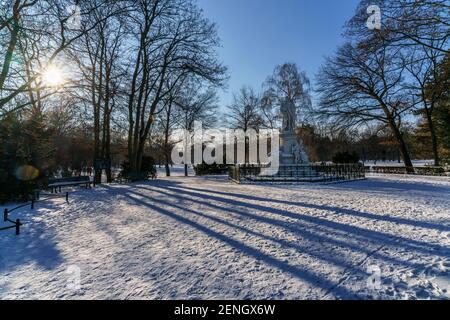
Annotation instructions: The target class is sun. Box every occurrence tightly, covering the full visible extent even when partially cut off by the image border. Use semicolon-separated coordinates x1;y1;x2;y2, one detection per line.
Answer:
41;65;65;87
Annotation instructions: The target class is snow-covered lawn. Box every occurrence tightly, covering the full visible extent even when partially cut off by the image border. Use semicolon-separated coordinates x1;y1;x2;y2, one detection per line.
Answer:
1;174;449;300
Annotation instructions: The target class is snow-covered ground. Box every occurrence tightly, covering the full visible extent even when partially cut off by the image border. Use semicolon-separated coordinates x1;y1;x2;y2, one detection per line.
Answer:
0;173;449;300
156;165;195;177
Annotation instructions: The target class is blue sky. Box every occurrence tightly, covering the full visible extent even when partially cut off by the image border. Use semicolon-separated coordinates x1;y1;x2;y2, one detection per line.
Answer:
197;0;361;107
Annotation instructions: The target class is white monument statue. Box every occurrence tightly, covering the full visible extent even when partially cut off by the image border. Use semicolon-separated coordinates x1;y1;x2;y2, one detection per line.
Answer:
279;98;309;165
280;98;296;133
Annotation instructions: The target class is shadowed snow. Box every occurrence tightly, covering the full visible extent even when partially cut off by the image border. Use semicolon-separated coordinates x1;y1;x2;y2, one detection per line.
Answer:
1;174;449;299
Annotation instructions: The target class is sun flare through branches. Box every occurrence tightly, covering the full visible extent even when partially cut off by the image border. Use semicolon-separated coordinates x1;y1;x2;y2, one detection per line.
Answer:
41;65;66;87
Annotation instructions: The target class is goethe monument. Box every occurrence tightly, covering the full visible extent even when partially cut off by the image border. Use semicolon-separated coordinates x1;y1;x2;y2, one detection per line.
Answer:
170;98;309;174
279;98;309;165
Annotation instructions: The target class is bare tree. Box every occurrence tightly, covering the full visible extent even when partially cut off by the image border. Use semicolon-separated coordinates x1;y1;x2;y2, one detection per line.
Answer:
316;43;415;171
159;85;182;177
346;0;448;165
261;63;312;128
175;81;218;176
0;1;120;115
347;0;449;53
401;46;445;165
226;86;263;131
73;1;126;183
125;0;226;173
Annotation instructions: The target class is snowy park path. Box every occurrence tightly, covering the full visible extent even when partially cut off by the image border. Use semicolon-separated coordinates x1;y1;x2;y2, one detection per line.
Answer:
1;174;449;299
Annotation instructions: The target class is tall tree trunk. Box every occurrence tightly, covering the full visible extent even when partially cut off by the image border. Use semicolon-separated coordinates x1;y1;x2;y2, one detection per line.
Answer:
165;153;171;177
103;52;113;183
127;43;143;171
389;123;414;173
378;99;414;172
105;110;112;183
102;101;112;183
94;106;102;183
93;82;102;183
0;5;19;90
93;59;103;184
164;102;172;177
425;109;440;166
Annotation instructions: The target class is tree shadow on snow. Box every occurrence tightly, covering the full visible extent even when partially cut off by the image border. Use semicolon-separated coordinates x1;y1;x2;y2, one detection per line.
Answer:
323;177;450;194
100;179;449;299
139;184;449;293
168;182;450;233
142;182;449;256
112;188;358;299
0;201;64;273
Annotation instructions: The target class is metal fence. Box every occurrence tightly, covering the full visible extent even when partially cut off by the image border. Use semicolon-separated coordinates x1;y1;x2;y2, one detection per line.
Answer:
365;166;448;176
0;192;68;235
229;164;366;184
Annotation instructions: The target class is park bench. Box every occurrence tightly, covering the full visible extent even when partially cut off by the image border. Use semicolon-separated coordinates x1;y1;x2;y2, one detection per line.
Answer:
48;176;92;193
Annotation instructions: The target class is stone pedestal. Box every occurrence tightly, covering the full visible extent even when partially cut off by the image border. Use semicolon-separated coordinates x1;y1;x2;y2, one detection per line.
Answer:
279;131;309;165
